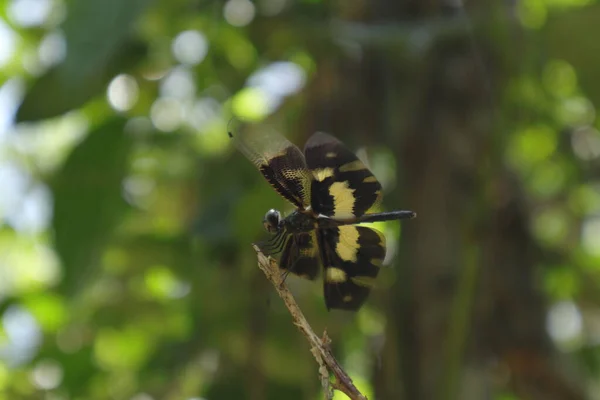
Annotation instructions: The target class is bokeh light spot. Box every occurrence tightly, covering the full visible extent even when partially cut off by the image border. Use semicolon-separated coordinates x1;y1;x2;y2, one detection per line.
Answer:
357;308;385;336
144;266;190;300
38;31;67;68
518;0;547;29
258;0;288;16
544;267;579;299
150;98;183;132
94;327;151;370
8;0;52;27
194;118;231;155
30;359;63;390
547;301;582;347
107;74;140;112
532;207;568;246
131;393;154;400
1;305;42;366
568;183;600;215
508;125;557;170
0;20;17;68
224;0;256;27
160;66;195;100
231;87;271;121
557;97;595;127
571;126;600;161
188;97;221;131
172;30;208;66
248;61;306;98
543;60;577;98
528;161;566;198
24;293;67;333
582;217;600;257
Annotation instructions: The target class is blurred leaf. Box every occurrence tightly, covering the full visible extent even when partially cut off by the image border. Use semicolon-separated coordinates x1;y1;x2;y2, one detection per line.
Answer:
232;87;271;121
507;125;557;170
22;292;67;332
16;0;153;122
544;3;600;107
94;326;152;370
544;266;580;299
52;117;132;294
532;207;569;247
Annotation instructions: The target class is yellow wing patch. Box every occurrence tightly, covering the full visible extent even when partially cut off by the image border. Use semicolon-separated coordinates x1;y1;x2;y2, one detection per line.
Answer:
325;267;348;283
313;168;335;182
370;257;384;267
329;181;356;218
336;226;360;262
350;276;376;288
339;160;367;172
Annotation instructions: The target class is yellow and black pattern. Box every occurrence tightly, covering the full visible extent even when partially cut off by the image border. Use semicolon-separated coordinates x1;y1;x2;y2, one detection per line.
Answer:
280;231;320;280
318;225;386;311
229;128;312;209
304;132;382;218
230;128;413;311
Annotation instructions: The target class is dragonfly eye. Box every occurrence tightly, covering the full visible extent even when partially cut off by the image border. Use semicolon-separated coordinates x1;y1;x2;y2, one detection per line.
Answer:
263;209;281;233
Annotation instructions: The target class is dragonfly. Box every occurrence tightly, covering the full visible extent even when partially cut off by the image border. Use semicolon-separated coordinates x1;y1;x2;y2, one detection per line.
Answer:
229;127;416;311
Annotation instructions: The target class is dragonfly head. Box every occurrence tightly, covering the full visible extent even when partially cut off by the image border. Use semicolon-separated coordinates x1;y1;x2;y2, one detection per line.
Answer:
263;209;282;234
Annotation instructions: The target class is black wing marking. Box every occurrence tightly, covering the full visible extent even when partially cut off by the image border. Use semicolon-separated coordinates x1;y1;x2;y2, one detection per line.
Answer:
317;225;386;311
229;128;312;209
280;231;320;280
304;132;382;218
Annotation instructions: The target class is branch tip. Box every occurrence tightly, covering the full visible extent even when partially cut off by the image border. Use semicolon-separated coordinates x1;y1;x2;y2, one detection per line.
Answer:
253;246;368;400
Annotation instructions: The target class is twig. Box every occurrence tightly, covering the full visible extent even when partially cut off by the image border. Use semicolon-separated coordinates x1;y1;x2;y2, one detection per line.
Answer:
253;245;368;400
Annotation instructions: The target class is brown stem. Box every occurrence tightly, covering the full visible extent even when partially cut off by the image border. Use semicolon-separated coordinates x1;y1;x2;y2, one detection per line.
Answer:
253;245;368;400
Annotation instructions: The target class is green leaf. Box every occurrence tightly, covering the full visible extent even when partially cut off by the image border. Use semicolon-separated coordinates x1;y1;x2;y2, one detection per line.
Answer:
16;0;153;122
52;117;132;294
543;3;600;106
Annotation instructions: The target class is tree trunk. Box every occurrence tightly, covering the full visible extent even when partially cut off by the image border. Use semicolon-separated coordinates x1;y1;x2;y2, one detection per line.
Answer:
300;1;588;399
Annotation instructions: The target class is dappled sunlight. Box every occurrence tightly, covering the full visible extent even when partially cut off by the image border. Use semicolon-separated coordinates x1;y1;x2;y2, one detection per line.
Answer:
160;67;196;100
8;0;54;28
532;207;569;247
547;300;583;350
0;20;16;69
30;359;63;390
231;86;272;120
571;126;600;161
581;217;600;257
507;125;558;171
150;97;184;132
259;0;289;16
172;30;209;67
231;61;307;120
107;74;140;112
38;31;67;69
518;0;593;29
0;305;42;366
223;0;256;27
188;97;221;131
123;175;156;209
0;79;23;141
143;265;191;300
0;0;600;398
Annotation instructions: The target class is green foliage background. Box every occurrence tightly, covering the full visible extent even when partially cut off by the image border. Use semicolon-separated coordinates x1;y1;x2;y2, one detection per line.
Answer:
1;0;600;399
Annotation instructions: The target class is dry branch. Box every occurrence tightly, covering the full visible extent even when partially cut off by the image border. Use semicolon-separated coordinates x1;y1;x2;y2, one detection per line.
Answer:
253;245;367;400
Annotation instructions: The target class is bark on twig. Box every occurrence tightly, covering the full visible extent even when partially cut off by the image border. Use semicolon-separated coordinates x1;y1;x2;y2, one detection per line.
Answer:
253;245;367;400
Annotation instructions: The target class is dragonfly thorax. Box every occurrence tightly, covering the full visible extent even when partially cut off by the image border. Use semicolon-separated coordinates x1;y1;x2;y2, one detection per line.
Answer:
282;210;317;234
